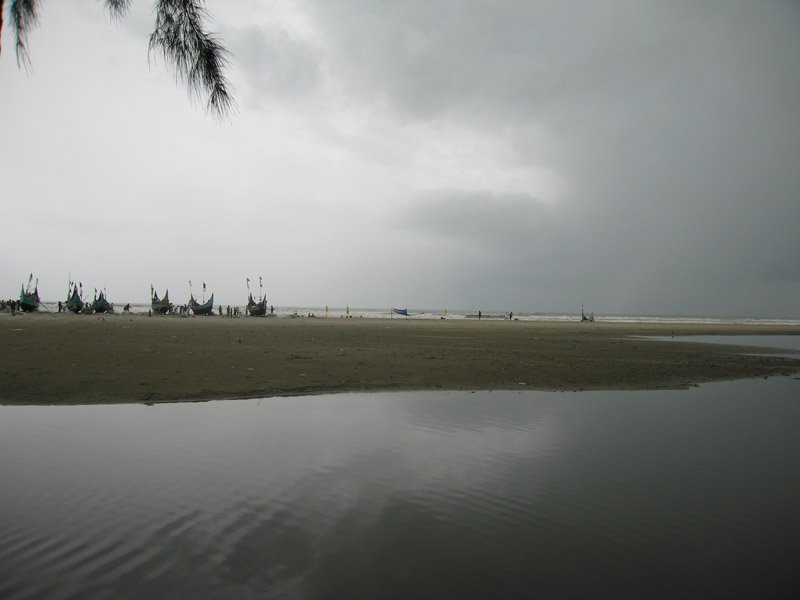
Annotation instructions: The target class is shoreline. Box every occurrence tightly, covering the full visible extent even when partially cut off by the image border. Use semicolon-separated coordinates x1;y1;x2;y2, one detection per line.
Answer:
1;313;799;405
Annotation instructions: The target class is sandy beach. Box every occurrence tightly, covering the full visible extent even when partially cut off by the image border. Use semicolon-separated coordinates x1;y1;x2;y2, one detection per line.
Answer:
1;312;798;404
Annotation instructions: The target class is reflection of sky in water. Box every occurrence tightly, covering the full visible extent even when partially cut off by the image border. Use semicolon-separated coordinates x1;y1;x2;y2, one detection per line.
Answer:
2;378;800;598
642;334;800;352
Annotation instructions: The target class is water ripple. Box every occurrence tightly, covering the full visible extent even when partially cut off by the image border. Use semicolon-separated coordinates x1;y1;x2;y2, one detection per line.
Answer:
1;381;799;597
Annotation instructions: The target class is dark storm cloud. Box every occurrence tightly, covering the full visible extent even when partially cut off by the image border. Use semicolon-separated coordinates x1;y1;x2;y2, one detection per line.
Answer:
230;24;323;103
309;1;705;121
399;190;560;255
393;190;579;309
303;0;800;315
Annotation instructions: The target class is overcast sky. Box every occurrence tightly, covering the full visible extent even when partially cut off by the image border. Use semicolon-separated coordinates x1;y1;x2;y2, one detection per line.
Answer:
2;0;798;316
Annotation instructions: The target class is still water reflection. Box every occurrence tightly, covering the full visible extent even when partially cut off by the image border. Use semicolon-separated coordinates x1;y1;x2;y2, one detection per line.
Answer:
2;378;799;599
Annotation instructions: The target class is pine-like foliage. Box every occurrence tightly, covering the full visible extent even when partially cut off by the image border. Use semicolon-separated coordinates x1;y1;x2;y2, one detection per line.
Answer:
1;0;234;118
149;1;234;118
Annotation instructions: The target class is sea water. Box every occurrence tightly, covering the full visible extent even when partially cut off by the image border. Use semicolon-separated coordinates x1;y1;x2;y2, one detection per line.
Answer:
30;300;800;325
2;371;799;598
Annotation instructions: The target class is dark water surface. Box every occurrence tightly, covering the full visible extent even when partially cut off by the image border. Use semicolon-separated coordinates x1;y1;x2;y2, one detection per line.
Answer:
646;334;800;352
2;378;800;599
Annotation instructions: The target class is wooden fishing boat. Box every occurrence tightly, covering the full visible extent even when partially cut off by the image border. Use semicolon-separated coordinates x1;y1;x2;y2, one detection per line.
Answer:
151;286;173;315
92;290;114;313
65;283;85;313
248;296;268;316
19;275;40;312
580;303;594;322
190;293;215;316
245;277;270;316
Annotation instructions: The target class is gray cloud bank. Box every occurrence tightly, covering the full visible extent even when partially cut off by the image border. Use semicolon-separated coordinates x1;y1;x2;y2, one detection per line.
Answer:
2;0;798;316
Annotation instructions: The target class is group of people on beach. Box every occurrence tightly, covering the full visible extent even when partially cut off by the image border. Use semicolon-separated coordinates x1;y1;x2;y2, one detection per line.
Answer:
475;310;517;320
221;305;274;317
1;300;21;315
172;304;193;316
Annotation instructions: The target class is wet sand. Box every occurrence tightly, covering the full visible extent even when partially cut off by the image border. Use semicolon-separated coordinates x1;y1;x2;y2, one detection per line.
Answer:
1;312;798;404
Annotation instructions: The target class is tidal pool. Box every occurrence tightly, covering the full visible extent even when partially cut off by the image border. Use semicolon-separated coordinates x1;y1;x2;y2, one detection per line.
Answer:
2;376;799;598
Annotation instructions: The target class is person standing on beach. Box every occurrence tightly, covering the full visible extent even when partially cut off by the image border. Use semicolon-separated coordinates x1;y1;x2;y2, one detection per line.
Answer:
478;310;482;320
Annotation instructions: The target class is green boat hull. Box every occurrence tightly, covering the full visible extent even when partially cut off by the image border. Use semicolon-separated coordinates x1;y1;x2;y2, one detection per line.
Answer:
151;289;173;315
19;285;40;312
190;293;215;316
66;288;84;313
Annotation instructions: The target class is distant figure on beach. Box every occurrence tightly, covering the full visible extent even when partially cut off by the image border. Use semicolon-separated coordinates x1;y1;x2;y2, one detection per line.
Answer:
123;303;131;313
58;301;62;313
509;311;513;320
478;310;482;320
